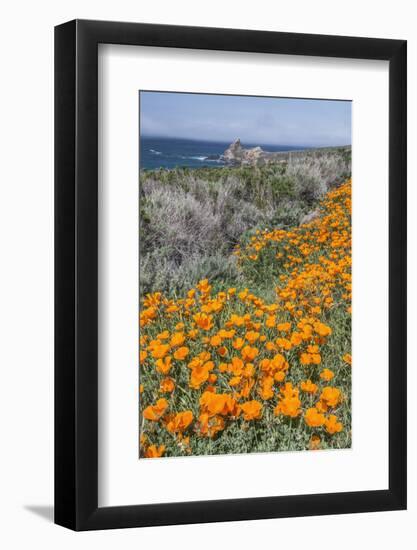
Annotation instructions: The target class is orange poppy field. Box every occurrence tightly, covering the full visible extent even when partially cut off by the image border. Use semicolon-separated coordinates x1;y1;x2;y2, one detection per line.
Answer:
139;177;352;458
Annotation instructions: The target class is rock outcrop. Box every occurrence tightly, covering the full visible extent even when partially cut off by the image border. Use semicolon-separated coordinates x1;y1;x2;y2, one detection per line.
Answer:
222;139;285;166
222;140;351;168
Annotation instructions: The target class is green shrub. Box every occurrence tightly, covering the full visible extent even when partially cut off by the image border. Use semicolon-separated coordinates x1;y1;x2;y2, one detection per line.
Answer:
139;148;351;295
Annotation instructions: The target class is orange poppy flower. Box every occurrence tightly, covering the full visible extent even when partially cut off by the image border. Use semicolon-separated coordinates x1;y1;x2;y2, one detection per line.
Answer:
245;331;260;344
320;368;334;381
230;314;245;327
200;391;238;417
243;363;255;378
189;362;213;389
343;353;352;365
274;396;301;418
174;346;189;360
314;322;332;337
219;362;228;373
265;341;276;352
304;407;326;427
325;414;343;434
300;379;318;393
270;353;288;373
230;356;244;375
144;444;165;458
159;377;175;393
197;413;225;438
210;334;222;347
229;375;242;387
241;345;259;362
274;371;286;382
217;346;228;357
258;376;274;400
311;353;321;365
300;352;311;365
277;322;291;332
193;312;214;330
240;400;262;420
218;329;235;339
232;337;245;350
151;343;170;359
300;352;321;365
197;278;211;294
315;400;328;413
307;344;319;354
290;332;303;346
276;337;292;350
301;325;314;339
265;315;276;328
320;387;341;408
165;410;193;433
155;356;172;374
280;382;298;398
143;398;168;421
170;332;185;347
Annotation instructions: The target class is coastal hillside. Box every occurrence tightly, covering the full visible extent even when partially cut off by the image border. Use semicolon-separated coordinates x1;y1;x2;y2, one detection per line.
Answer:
139;92;352;460
140;177;352;457
222;138;351;167
139;145;351;296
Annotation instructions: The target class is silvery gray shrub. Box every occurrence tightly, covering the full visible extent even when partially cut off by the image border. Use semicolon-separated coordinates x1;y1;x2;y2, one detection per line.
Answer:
140;149;351;295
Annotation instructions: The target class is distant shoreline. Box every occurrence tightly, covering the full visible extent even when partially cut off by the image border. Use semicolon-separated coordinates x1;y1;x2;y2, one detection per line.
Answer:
140;136;351;171
141;134;350;149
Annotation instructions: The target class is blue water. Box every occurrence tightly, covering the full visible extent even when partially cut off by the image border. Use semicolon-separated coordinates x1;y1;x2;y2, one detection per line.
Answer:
140;137;308;170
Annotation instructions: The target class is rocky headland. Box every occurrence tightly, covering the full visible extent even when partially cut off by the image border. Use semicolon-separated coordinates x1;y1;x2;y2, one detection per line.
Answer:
221;138;351;167
222;138;287;166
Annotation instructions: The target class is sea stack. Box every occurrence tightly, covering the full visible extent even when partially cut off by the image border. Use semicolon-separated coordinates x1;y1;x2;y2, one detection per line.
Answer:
222;138;269;166
223;138;245;163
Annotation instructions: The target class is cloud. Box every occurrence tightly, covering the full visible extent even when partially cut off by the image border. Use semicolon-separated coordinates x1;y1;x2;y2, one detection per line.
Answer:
140;92;351;147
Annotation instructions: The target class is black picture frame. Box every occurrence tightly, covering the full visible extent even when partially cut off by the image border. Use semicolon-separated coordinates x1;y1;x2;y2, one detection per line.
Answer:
55;19;407;531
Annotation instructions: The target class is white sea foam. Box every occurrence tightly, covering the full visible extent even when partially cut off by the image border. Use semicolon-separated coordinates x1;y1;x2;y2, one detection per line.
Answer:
178;155;208;161
149;149;162;155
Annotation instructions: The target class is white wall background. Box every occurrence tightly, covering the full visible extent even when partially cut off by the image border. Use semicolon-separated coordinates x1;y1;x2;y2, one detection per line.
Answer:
0;1;414;547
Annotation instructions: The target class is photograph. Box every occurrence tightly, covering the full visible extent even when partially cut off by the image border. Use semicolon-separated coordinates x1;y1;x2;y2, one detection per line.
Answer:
138;91;352;459
0;1;409;542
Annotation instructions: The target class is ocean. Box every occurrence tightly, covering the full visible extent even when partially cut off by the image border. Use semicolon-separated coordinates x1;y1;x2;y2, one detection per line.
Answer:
140;137;307;170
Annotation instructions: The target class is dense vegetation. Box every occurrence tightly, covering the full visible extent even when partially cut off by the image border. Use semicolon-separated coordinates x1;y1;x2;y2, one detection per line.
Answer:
139;147;351;296
139;148;352;458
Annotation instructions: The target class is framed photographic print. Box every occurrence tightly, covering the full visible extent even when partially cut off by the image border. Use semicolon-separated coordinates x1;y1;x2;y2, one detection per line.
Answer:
55;20;407;530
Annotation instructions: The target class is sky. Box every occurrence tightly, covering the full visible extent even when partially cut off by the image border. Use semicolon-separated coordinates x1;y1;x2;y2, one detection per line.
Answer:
140;91;351;147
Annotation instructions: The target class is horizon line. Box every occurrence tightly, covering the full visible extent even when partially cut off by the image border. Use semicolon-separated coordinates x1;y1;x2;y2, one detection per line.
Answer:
140;134;352;149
